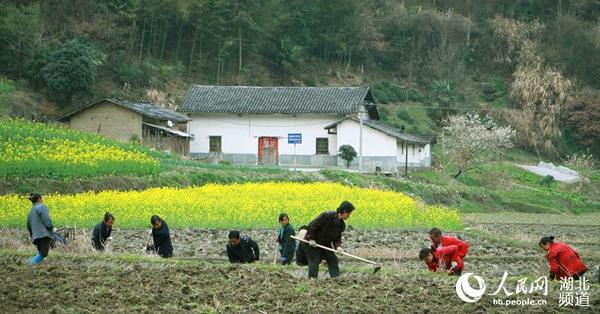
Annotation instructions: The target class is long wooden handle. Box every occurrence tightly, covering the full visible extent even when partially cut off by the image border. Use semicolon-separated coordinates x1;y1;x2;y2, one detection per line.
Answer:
291;235;379;265
143;229;152;249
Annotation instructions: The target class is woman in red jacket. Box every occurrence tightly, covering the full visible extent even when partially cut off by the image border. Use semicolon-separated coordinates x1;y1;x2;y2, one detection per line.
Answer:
419;245;464;276
539;236;587;280
429;227;469;259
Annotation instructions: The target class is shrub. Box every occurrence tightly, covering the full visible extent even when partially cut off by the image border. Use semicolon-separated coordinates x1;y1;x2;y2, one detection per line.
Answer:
338;145;357;168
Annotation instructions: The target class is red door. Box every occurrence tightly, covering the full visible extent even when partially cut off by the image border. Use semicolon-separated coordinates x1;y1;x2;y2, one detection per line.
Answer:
258;137;278;165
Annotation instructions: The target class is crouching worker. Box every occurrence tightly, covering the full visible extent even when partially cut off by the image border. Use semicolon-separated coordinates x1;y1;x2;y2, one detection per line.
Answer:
227;230;260;263
539;236;587;280
26;193;54;266
303;201;354;279
429;227;469;260
419;245;464;276
276;213;296;265
92;212;114;251
146;215;173;258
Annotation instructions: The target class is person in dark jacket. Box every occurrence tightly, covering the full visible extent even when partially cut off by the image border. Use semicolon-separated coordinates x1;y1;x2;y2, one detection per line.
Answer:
227;230;260;263
146;215;173;258
276;213;296;265
92;212;114;251
26;193;54;266
303;200;355;279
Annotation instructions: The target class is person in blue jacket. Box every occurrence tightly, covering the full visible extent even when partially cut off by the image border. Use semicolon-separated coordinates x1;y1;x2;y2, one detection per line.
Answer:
26;193;54;266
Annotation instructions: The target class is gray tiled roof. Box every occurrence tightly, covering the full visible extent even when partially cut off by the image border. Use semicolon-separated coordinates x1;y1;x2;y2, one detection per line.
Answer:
325;117;433;144
59;98;191;123
180;85;374;115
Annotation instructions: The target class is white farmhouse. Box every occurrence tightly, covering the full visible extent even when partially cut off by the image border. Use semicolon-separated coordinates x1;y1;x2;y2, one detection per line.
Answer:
180;85;432;172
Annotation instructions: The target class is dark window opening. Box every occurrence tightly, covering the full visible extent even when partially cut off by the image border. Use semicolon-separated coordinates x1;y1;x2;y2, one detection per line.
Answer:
209;136;222;153
316;138;329;155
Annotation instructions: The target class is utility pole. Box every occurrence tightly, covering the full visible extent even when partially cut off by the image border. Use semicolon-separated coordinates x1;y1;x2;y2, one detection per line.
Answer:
359;107;365;173
405;143;409;176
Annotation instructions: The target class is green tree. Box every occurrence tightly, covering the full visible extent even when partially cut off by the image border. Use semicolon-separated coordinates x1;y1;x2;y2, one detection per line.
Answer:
539;175;555;195
0;3;43;79
338;145;358;168
426;79;461;123
266;0;318;70
42;40;105;106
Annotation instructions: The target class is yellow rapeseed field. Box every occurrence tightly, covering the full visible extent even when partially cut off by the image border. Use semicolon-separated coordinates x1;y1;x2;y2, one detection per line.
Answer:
2;137;156;166
0;119;159;177
0;183;462;229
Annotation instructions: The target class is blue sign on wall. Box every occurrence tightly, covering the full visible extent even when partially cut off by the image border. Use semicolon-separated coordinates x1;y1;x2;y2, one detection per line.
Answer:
288;133;302;144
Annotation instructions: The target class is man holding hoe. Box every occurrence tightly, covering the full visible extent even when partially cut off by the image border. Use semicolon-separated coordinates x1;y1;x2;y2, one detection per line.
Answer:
301;201;355;279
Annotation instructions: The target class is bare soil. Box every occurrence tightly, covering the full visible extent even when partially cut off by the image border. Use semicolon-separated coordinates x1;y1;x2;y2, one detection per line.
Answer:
1;219;599;313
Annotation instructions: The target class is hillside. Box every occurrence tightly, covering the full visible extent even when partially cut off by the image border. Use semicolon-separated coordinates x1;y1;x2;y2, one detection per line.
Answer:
1;0;599;157
0;1;598;214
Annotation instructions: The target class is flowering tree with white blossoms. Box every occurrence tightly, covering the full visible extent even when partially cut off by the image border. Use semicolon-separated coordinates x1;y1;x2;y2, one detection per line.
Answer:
440;113;514;178
564;153;597;196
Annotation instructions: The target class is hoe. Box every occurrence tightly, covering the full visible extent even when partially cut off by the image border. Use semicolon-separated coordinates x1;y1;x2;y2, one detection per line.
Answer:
291;235;382;274
142;229;152;253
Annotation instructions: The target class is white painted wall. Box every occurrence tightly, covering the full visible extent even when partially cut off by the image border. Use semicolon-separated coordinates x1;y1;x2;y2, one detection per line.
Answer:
327;133;337;155
335;119;397;156
188;113;341;155
188;112;431;167
396;142;431;164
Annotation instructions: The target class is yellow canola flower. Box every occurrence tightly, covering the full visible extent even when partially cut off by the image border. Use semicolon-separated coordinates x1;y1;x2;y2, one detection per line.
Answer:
0;183;462;230
0;118;159;177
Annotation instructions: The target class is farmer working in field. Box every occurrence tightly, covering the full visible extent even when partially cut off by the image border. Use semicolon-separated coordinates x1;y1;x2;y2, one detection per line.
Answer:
303;200;355;279
428;227;469;260
26;193;55;266
146;215;173;258
92;212;114;251
227;230;260;263
419;245;464;276
276;213;296;265
539;236;587;280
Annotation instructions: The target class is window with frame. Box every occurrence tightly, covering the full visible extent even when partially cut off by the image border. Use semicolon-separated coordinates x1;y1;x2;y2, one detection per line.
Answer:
316;138;329;155
209;136;222;153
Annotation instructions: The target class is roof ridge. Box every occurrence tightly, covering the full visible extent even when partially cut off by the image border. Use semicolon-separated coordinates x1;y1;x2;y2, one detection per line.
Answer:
190;85;368;89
